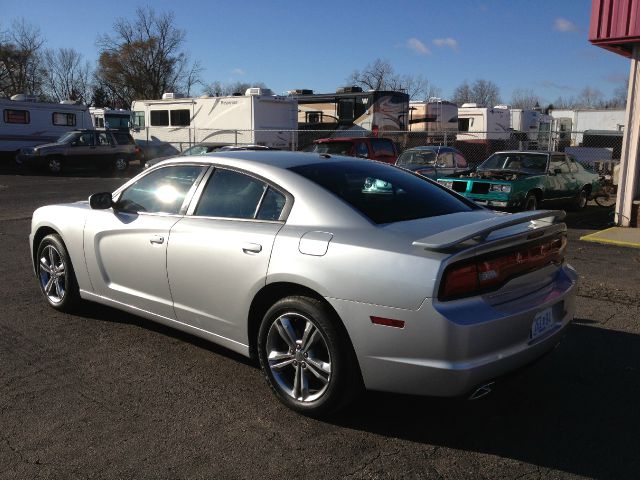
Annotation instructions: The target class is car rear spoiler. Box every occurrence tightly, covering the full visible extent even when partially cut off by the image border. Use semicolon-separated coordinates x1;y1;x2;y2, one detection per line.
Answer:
412;210;566;251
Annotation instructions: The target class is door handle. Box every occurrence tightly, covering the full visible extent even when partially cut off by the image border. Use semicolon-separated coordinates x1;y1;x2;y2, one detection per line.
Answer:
242;243;262;254
150;235;165;245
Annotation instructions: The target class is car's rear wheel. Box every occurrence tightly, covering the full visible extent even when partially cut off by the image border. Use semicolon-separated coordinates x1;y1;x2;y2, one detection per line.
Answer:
524;193;539;211
112;156;129;175
46;156;63;175
257;296;360;417
36;234;80;312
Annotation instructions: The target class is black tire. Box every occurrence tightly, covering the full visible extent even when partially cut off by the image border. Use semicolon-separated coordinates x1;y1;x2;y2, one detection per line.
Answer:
112;156;129;175
570;188;588;211
257;296;361;417
524;193;539;211
36;234;80;312
595;191;616;208
46;156;63;175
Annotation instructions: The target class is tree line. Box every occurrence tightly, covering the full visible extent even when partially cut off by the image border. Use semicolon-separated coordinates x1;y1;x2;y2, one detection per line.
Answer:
0;8;628;111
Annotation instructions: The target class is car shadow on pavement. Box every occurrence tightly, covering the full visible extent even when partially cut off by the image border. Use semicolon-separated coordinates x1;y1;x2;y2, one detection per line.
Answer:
74;300;255;367
333;321;639;479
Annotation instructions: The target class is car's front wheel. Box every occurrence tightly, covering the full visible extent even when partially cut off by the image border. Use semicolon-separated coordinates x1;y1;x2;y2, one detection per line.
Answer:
524;192;539;211
257;296;361;416
572;188;588;210
36;234;80;312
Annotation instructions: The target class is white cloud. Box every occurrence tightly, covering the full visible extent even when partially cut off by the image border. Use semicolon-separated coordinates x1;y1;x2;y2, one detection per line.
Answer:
406;38;430;55
554;18;578;32
433;37;458;51
231;68;245;76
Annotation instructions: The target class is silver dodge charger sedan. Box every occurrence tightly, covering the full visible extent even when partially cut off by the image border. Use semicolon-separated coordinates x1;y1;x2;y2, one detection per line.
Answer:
30;151;577;416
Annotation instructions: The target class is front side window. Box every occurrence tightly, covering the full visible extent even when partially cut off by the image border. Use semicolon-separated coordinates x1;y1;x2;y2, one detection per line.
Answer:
72;132;94;147
117;165;205;214
150;110;169;126
4;109;30;124
194;169;268;219
52;112;76;126
290;160;477;224
437;152;455;168
96;132;111;146
549;155;570;173
454;153;467;168
170;109;190;126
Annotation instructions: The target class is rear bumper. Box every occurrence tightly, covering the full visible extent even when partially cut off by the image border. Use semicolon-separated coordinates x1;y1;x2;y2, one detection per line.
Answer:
328;263;577;397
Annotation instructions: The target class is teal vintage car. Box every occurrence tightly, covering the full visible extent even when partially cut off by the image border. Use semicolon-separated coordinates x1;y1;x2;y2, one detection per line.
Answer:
436;151;601;211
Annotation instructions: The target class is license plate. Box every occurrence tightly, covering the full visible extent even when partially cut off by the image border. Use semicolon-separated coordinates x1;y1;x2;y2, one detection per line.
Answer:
531;308;554;340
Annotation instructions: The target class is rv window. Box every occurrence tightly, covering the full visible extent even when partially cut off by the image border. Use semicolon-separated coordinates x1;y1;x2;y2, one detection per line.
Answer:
170;109;190;126
4;109;30;124
337;99;355;122
52;112;76;126
150;110;169;126
133;111;145;127
458;118;472;132
96;118;105;128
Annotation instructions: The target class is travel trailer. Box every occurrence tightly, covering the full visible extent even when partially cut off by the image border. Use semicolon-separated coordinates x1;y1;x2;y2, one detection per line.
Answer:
130;88;298;154
408;99;458;137
289;87;409;133
549;108;626;146
457;104;511;141
90;108;131;129
0;95;91;156
510;109;553;149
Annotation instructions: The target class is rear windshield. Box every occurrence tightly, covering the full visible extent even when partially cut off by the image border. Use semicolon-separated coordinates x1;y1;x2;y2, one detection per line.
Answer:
303;141;353;155
289;161;477;224
396;150;437;166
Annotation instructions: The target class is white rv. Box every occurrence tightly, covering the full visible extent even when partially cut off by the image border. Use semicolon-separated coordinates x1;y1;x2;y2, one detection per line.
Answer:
457;104;511;141
131;88;298;154
408;99;458;137
90;108;132;129
0;95;91;155
510;109;553;148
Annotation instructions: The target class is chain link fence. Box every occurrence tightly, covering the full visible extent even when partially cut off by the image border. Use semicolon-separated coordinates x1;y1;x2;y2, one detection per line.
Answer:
134;127;622;176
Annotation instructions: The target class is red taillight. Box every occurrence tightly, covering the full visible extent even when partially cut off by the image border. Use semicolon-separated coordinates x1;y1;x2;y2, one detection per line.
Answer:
439;235;566;301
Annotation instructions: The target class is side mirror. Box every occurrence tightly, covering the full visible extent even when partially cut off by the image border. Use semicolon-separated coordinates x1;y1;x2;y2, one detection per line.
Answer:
89;192;114;210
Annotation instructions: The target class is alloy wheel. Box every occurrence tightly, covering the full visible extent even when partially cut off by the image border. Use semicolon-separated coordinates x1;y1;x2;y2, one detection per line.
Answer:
265;312;332;402
39;245;67;304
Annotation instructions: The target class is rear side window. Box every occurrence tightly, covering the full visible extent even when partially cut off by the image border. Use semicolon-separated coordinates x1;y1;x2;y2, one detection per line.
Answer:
370;139;395;156
290;161;477;224
194;169;268;219
113;132;134;145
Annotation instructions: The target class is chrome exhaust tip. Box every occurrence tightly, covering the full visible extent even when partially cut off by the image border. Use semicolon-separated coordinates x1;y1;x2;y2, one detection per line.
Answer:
468;382;495;400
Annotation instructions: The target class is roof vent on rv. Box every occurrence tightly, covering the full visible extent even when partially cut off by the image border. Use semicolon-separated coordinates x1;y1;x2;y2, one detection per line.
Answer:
245;87;274;96
10;93;39;102
162;92;186;100
461;103;483;108
336;86;363;94
494;104;511;109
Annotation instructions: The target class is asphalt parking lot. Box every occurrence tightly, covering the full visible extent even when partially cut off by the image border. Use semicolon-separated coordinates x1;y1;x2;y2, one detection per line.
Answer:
1;169;639;479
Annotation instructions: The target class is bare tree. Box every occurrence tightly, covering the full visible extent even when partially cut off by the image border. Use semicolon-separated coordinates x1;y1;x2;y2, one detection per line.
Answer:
510;88;540;109
95;6;201;106
0;19;45;98
42;48;92;103
202;80;267;97
574;86;605;108
452;79;501;106
609;80;628;109
347;59;440;100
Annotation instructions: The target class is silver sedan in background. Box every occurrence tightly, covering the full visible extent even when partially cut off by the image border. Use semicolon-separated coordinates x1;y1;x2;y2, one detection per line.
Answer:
30;151;577;416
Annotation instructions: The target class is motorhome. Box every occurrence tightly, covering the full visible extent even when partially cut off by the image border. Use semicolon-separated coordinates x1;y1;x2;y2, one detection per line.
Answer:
130;88;298;155
90;108;131;129
289;87;409;134
457;104;511;141
408;99;458;138
0;95;91;156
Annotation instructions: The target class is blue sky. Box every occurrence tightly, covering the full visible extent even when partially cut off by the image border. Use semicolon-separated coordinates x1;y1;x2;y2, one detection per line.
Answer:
2;0;631;105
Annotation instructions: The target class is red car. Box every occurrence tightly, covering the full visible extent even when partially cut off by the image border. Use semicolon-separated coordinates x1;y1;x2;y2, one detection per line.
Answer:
303;137;398;164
